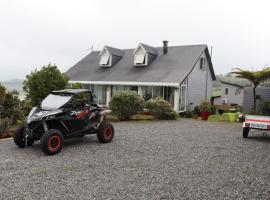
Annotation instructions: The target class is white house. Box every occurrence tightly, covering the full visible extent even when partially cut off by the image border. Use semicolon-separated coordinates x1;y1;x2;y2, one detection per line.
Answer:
220;81;244;106
66;41;216;111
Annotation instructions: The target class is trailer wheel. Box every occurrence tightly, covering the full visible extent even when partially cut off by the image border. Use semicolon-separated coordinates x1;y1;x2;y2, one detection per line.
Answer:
14;126;34;148
41;129;64;155
97;120;114;143
243;127;250;138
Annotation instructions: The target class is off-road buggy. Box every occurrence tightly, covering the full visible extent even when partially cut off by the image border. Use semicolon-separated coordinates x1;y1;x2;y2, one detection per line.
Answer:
14;89;114;155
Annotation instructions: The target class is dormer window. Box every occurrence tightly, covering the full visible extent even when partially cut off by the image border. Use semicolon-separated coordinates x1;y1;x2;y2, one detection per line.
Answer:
133;43;158;66
99;54;110;66
134;49;147;65
99;46;123;67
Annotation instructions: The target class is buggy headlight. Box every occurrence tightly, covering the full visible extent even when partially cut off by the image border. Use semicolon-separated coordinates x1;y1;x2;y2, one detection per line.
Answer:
45;115;55;120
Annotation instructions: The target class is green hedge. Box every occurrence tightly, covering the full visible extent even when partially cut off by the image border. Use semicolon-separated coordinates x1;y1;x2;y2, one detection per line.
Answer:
109;91;144;120
145;97;178;120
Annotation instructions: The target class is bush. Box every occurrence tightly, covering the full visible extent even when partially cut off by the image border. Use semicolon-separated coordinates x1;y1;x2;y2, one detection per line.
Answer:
199;101;212;113
179;106;193;118
144;97;178;120
109;91;144;120
208;104;217;115
0;118;11;133
193;106;201;116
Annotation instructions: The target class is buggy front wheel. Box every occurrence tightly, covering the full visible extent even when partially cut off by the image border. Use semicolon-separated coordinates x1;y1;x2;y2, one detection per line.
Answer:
40;129;64;155
97;120;114;143
14;126;34;148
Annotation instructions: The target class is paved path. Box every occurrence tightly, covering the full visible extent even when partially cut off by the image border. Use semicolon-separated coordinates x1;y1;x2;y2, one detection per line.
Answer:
0;119;270;199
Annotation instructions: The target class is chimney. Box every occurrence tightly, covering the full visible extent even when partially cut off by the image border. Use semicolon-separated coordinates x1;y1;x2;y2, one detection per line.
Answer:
163;40;168;54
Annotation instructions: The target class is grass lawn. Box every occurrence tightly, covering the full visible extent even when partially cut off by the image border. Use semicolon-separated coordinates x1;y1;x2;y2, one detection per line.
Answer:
208;113;230;122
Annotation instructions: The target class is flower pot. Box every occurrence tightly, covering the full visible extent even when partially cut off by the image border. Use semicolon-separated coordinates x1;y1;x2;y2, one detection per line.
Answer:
228;113;238;122
201;111;209;120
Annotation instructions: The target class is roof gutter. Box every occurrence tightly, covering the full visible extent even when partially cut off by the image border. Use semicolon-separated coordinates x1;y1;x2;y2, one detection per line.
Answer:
69;80;180;87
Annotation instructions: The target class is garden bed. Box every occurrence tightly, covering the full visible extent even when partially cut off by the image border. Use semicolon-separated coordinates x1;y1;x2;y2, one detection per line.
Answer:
0;128;16;139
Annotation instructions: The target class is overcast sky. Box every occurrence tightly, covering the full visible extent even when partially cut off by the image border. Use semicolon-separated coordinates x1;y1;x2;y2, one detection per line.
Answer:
1;0;270;80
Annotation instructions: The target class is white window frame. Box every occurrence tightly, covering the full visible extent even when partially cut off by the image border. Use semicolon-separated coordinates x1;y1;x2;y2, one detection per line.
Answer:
99;55;110;66
179;79;188;112
134;53;145;64
199;57;206;71
133;45;148;66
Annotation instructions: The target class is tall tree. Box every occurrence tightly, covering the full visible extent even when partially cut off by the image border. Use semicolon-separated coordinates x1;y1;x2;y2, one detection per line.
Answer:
23;64;69;106
0;84;6;115
231;68;270;113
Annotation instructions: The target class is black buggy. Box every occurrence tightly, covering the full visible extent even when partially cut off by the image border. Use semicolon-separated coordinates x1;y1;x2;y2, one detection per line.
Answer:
14;89;114;155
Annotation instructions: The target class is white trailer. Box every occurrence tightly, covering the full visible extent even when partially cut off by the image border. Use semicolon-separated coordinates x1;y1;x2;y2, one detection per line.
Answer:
242;115;270;138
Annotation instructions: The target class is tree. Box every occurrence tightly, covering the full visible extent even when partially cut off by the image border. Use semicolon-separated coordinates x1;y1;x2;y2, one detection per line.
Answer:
23;64;69;106
231;68;270;113
2;91;23;123
0;84;6;114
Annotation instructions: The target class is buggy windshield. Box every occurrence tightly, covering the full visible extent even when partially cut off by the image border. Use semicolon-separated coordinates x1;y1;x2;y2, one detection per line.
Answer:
41;94;72;110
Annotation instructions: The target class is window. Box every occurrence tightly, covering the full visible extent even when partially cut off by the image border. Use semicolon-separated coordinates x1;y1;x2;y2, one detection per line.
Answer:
141;86;163;101
142;86;152;101
99;55;110;66
84;84;106;105
225;88;228;95
134;53;146;65
199;57;206;70
112;85;138;96
152;87;162;98
235;88;241;95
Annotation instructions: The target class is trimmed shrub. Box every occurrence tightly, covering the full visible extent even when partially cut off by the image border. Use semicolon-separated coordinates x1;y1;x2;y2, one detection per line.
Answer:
109;91;144;120
144;97;178;120
208;104;217;115
193;106;201;116
199;101;212;113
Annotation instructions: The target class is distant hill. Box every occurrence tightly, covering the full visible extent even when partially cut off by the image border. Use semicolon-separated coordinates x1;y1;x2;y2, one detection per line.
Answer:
0;79;24;92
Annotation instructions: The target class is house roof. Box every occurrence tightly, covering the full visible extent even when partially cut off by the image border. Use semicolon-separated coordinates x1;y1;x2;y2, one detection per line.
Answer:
220;81;245;88
66;44;216;86
139;43;158;55
104;46;124;57
220;80;249;88
52;89;92;94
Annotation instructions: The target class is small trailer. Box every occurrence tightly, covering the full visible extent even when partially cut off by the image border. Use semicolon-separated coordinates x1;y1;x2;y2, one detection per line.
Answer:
243;115;270;138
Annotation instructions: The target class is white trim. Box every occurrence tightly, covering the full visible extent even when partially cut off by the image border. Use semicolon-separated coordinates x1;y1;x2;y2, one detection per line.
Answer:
133;43;146;54
69;80;180;87
138;86;143;96
106;86;111;107
174;87;180;111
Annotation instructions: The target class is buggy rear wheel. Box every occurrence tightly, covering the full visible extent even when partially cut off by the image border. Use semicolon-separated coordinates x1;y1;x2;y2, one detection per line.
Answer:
97;120;114;143
40;129;64;155
243;127;250;138
14;126;34;148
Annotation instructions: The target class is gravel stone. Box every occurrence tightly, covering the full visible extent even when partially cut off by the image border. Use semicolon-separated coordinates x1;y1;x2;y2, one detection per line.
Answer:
0;119;270;199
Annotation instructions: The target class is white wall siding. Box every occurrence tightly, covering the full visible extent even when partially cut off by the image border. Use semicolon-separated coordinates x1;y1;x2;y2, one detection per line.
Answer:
187;52;213;107
220;83;244;106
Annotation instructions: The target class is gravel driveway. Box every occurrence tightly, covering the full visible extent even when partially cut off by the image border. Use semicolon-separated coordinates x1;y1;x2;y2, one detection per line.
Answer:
1;119;270;200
